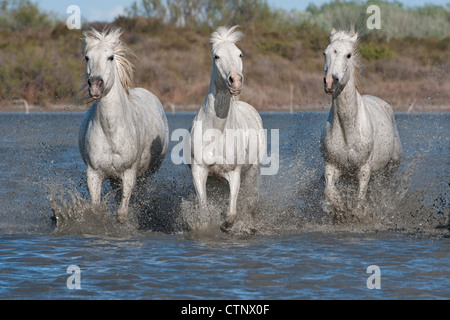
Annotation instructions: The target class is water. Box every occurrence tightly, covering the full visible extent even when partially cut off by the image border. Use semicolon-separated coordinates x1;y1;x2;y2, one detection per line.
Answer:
0;112;448;300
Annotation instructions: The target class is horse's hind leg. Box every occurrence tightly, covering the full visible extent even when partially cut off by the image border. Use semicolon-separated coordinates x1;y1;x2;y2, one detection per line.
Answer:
241;165;259;210
238;165;259;233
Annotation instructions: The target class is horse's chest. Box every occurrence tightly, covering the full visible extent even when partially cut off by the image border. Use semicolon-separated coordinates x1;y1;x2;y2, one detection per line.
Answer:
325;128;372;170
199;125;252;161
208;163;240;178
85;124;138;173
199;128;254;177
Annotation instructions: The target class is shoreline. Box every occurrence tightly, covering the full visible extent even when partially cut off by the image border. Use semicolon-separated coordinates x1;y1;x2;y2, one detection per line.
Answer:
1;104;449;114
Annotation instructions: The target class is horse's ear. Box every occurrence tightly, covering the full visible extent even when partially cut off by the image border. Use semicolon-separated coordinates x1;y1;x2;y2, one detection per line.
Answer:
329;28;337;42
82;28;99;46
349;33;358;44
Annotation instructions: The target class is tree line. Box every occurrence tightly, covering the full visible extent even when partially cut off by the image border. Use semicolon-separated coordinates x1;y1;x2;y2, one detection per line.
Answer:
125;0;450;39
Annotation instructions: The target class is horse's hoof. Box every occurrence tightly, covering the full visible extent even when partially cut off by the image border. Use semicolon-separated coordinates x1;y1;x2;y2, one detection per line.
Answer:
353;202;366;217
116;214;127;224
220;221;233;233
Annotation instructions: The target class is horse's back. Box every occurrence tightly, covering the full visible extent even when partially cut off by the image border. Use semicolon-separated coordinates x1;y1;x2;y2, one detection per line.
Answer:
362;94;402;169
130;88;169;150
363;95;399;138
363;95;395;123
130;88;167;127
129;87;169;174
234;101;266;167
234;101;264;131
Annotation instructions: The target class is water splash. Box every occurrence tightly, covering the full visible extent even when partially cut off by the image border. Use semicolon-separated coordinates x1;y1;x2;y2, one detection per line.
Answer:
47;152;449;239
42;113;449;239
49;189;139;237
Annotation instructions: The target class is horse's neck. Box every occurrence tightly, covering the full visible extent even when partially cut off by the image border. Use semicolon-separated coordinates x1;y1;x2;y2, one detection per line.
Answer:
95;80;131;135
201;79;235;132
332;75;364;133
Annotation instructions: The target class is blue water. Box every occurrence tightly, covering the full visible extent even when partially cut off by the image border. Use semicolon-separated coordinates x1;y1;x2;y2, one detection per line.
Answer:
0;112;448;300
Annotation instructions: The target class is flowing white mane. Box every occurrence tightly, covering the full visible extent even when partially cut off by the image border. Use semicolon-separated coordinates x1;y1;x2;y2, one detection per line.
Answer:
82;28;136;94
209;25;243;48
330;29;356;44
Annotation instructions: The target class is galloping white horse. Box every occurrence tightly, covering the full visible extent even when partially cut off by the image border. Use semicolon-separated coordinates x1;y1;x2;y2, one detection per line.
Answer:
190;26;266;232
79;28;168;223
321;28;402;217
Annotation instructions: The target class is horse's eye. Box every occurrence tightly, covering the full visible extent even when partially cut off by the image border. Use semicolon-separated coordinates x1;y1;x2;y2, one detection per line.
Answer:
347;53;352;59
214;55;220;60
108;55;114;61
239;53;243;58
323;51;326;56
84;56;89;61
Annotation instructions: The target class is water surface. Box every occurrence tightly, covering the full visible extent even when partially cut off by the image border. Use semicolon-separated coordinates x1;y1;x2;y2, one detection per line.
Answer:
0;112;448;300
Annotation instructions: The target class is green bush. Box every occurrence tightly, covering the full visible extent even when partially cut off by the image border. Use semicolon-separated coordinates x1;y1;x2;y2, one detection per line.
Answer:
0;0;53;31
358;42;396;61
0;0;448;107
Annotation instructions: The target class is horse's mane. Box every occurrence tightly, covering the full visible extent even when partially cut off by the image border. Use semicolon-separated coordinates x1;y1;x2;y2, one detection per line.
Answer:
330;28;362;92
82;28;136;95
210;25;243;48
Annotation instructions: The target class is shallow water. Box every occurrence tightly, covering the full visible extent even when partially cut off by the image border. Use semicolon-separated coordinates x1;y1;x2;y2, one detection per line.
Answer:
0;112;448;300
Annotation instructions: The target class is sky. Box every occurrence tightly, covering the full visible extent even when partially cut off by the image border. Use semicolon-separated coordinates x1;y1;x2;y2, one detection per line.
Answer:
39;0;449;22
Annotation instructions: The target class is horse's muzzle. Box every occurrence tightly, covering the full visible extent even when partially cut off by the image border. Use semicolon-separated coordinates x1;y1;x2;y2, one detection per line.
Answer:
228;73;243;96
324;74;338;95
229;88;242;96
88;76;104;99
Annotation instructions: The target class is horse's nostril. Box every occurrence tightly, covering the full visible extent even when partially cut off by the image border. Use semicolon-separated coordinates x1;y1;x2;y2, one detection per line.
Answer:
229;76;234;84
88;76;104;88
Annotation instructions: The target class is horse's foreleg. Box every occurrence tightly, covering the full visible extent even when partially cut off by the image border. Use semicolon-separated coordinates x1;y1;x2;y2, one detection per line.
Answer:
192;164;209;210
324;163;341;206
117;168;137;223
86;166;102;206
221;168;242;232
355;163;371;215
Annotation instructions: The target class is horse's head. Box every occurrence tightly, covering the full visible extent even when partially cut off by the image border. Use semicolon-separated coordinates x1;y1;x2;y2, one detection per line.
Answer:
210;26;244;96
82;28;134;100
323;28;358;96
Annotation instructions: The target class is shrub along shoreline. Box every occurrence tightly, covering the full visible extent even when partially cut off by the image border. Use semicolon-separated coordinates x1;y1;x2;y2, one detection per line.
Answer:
0;0;448;112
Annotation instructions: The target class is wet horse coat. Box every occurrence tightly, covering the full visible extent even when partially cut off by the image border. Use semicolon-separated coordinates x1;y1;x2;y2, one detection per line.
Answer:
79;28;168;222
190;26;266;232
321;28;402;216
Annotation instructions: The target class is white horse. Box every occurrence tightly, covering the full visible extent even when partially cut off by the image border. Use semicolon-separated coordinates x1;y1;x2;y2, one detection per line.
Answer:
190;26;266;232
79;28;169;223
321;28;402;217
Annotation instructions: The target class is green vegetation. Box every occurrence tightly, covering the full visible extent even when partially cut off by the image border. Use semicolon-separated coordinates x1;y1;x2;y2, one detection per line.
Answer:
0;0;448;111
0;0;54;31
358;42;396;61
